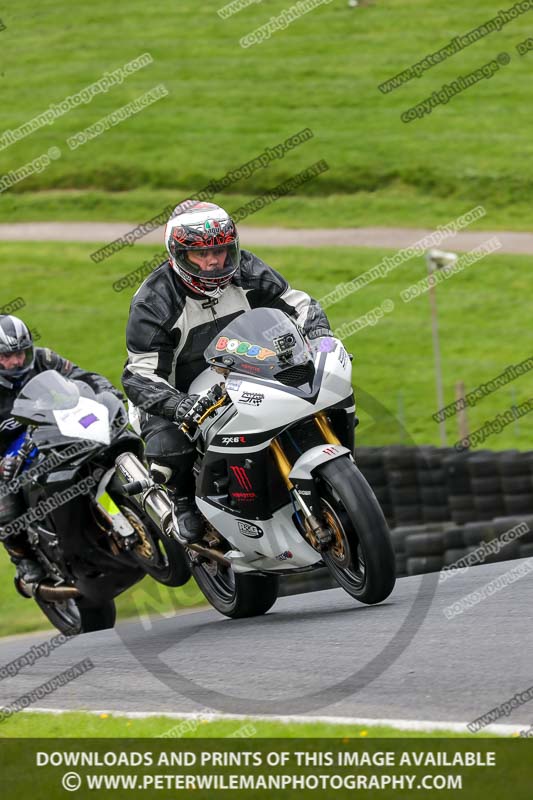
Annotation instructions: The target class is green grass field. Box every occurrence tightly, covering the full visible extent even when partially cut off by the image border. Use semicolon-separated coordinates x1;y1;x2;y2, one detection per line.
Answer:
7;188;533;232
0;240;531;635
0;241;529;448
1;1;533;228
0;711;506;738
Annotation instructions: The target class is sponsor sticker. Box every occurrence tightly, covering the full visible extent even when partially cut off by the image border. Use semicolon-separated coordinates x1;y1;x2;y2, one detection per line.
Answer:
222;435;247;445
215;336;275;361
230;465;253;490
0;417;20;432
338;346;349;367
78;413;98;429
238;391;264;406
318;336;337;353
204;219;222;235
237;520;263;538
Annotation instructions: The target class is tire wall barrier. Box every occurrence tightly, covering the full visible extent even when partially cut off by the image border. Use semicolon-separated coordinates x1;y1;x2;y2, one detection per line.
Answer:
281;446;532;593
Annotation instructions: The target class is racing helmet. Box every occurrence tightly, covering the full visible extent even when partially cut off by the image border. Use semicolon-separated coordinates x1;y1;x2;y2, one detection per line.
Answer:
0;315;35;389
164;201;240;298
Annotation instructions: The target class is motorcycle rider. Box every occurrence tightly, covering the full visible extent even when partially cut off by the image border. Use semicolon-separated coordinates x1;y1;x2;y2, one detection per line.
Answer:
0;315;122;586
122;200;333;544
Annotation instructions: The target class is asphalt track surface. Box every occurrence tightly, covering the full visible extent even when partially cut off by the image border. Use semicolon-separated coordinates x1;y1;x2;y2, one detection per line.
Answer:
1;223;533;253
0;560;532;728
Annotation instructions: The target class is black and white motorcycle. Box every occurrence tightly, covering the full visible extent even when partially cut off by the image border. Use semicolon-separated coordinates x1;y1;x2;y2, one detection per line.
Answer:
121;308;395;619
7;373;190;635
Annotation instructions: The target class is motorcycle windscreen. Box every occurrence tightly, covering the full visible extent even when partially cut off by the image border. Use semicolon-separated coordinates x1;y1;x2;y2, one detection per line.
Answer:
13;370;81;425
13;371;110;444
204;307;311;380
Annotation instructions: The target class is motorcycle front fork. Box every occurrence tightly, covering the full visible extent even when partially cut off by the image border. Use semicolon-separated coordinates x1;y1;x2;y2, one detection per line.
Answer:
269;412;340;551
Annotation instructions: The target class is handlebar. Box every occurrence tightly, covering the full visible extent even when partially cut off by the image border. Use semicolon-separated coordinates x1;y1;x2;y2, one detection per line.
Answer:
179;389;228;441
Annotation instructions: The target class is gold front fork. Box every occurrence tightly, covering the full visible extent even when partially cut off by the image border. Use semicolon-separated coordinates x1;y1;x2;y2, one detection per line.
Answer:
269;438;294;491
314;411;341;445
269;414;340;551
269;412;341;486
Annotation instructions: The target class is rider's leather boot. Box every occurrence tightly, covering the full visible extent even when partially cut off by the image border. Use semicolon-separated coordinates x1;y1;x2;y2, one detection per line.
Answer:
173;496;205;544
3;538;45;587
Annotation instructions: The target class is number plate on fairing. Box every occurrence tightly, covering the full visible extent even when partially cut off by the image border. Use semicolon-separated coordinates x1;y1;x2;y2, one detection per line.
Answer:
53;397;110;444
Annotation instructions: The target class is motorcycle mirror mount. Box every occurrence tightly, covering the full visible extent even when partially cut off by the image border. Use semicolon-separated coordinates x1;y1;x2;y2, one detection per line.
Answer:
211;365;230;377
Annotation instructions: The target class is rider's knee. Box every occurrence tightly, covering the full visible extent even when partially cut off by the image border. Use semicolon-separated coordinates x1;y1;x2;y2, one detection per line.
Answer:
144;429;195;468
0;490;24;527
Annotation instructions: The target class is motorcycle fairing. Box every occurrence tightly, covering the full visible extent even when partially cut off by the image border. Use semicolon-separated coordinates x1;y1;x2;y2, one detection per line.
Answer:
53;396;111;445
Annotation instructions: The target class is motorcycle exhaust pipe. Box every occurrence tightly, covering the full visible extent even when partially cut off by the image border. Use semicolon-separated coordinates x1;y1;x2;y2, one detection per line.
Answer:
115;453;230;567
114;452;173;537
19;579;81;601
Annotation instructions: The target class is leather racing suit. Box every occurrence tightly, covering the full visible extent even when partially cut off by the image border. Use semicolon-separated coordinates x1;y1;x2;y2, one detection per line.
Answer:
122;249;332;494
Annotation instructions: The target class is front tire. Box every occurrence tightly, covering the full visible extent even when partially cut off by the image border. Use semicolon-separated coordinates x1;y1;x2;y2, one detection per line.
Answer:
192;560;278;619
316;457;396;604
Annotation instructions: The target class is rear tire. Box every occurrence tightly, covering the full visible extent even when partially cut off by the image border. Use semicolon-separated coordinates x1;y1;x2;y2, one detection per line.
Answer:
120;504;191;588
34;595;116;636
76;599;117;632
192;561;278;619
316;457;396;604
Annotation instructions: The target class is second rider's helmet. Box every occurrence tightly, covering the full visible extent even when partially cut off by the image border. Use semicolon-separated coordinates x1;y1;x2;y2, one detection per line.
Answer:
0;315;35;389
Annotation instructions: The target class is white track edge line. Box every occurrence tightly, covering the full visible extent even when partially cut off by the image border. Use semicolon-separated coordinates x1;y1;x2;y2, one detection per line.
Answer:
23;708;520;736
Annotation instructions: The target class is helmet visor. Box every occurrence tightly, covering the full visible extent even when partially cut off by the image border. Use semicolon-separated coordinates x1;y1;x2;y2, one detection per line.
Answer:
177;242;240;283
0;346;34;377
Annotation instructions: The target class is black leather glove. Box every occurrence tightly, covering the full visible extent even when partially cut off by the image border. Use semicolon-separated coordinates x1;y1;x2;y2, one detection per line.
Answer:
174;386;224;427
0;455;22;483
174;393;201;425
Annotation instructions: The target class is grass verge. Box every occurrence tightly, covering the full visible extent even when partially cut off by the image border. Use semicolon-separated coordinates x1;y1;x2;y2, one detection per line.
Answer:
3;189;533;232
0;711;508;738
1;1;533;227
